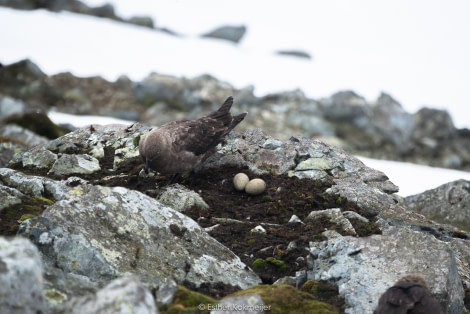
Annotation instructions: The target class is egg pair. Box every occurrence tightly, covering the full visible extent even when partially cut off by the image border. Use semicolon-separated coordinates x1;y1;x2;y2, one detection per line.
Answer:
233;173;266;195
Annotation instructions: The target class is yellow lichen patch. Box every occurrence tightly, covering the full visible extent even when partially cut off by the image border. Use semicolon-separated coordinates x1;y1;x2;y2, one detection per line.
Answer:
71;261;78;270
68;186;84;196
43;288;68;305
226;284;339;314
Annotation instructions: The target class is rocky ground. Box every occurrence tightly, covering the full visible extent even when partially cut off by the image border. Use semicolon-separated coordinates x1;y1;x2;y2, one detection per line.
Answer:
0;119;469;312
1;59;470;173
1;58;470;313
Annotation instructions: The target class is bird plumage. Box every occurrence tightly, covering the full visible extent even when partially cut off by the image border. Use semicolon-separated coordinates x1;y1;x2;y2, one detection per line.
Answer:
139;96;247;175
375;274;442;314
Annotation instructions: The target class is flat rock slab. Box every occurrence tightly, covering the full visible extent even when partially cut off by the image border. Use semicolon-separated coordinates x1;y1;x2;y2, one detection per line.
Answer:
308;226;464;313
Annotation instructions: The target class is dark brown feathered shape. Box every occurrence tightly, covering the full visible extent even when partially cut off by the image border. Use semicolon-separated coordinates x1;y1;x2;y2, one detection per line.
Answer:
139;96;247;175
375;274;442;314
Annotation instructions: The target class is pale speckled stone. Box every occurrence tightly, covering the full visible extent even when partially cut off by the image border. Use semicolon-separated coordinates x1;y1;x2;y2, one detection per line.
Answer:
48;154;101;176
157;184;209;212
68;275;157;314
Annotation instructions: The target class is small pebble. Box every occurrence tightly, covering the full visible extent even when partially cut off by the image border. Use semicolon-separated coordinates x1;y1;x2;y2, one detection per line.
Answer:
233;173;249;191
250;225;266;234
245;178;266;195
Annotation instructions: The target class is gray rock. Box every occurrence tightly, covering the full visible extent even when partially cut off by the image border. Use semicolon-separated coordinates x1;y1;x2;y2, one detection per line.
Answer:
2;57;470;171
371;92;415;155
157;184;209;212
127;16;154;29
66;275;158;314
133;73;186;108
307;226;464;313
0;167;72;201
275;50;312;60
404;179;470;232
0;141;21;168
20;145;58;169
305;208;356;236
342;211;369;223
0;124;49;147
48;153;101;176
450;238;470;286
286;114;336;137
0;184;24;210
4;119;470;311
413;107;456;141
155;279;178;307
88;3;117;19
262;139;284;150
0;96;25;119
322;90;370;123
0;58;46;81
14;172;260;291
0;236;45;314
201;25;247;43
0;167;46;196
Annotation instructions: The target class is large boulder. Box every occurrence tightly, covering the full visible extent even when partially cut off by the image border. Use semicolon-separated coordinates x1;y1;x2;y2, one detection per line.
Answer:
307;227;463;313
0;237;45;314
9;168;261;289
404;179;470;232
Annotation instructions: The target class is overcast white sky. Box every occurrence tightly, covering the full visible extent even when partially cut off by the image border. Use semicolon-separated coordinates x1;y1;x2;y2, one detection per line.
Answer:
83;0;470;129
1;0;469;128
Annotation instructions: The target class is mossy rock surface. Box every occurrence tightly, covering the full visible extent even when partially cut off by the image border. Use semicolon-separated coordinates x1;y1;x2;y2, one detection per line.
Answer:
161;285;216;314
228;284;339;314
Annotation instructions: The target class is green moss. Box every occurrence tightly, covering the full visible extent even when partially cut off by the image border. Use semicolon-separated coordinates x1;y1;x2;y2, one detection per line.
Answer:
312;234;323;241
32;195;54;205
335;197;343;206
24;205;41;212
18;214;36;222
228;284;339;314
301;280;345;310
133;135;141;148
252;257;287;272
252;258;267;271
262;195;273;202
301;280;339;300
266;257;287;272
4;209;16;219
246;239;256;245
161;285;216;314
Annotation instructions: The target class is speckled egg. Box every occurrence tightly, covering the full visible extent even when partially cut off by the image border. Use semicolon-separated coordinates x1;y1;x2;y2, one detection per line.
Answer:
233;173;249;191
245;178;266;195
